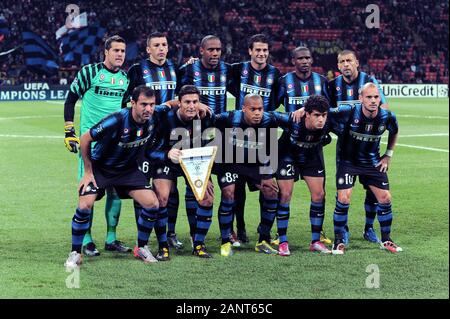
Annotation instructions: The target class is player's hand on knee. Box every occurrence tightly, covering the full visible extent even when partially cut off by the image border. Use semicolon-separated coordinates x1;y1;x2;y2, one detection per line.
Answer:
261;178;279;193
64;124;80;153
168;148;182;164
79;173;98;195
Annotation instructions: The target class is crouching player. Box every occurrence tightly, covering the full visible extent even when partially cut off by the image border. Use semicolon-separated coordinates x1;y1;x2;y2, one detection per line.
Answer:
65;86;170;268
275;95;333;256
145;85;216;259
212;94;303;257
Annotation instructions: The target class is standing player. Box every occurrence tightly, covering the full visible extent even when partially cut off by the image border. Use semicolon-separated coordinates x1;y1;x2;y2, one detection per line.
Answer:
178;35;232;246
63;35;131;257
277;46;332;245
178;35;232;114
329;83;401;255
64;86;164;268
328;49;388;245
147;85;216;258
275;95;333;256
229;34;281;246
124;32;184;251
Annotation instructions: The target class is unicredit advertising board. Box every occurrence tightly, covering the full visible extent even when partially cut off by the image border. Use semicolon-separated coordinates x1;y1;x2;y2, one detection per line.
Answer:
380;84;448;98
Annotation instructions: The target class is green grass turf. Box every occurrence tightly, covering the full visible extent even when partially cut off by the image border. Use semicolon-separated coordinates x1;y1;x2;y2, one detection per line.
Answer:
0;98;448;298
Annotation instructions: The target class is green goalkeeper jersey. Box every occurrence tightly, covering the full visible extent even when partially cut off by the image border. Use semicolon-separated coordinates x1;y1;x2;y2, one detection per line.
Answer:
70;62;129;134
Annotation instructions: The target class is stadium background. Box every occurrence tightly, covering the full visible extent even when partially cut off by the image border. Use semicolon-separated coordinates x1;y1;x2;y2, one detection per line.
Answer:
0;0;448;300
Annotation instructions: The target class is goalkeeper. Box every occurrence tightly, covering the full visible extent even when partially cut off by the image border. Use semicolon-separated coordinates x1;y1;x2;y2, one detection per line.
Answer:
63;35;131;256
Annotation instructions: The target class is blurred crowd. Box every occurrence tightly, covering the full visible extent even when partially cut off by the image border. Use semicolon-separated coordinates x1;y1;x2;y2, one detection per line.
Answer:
0;0;448;85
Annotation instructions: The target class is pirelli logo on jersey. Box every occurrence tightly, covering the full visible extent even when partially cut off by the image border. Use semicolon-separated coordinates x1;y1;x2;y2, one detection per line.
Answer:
118;135;151;148
349;130;381;142
94;86;126;97
240;84;271;97
288;96;308;105
197;86;226;96
337;100;360;107
229;137;264;149
292;139;321;149
145;81;177;90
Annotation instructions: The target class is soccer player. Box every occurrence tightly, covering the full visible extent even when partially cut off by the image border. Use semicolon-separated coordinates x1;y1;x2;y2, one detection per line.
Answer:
275;95;333;256
63;35;130;257
147;85;216;258
212;94;302;257
329;83;401;255
328;49;388;245
178;35;232;114
64;86;166;268
229;34;281;246
177;35;232;250
277;46;332;245
124;32;184;251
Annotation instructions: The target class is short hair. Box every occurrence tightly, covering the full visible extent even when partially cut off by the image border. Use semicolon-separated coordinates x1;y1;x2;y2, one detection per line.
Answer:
337;49;357;61
201;35;221;48
304;95;329;114
359;82;379;96
291;46;311;58
146;31;167;47
131;85;155;102
178;85;200;101
243;94;263;106
105;35;125;50
248;34;269;50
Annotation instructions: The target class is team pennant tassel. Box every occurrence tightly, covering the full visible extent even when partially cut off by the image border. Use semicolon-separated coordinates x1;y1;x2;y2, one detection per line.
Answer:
179;146;217;202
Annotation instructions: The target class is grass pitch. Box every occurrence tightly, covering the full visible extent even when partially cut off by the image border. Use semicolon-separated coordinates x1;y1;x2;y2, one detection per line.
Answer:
0;98;448;299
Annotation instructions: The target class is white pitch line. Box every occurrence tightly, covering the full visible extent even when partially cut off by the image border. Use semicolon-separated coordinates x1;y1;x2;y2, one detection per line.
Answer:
397;133;449;138
0;134;60;139
381;141;448;153
46;101;65;104
0;115;60;120
397;114;449;120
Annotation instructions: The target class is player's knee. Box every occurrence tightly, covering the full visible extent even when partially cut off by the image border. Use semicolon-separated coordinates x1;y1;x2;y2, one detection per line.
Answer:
377;191;391;204
139;194;159;209
221;187;234;201
200;195;214;207
279;190;292;204
311;190;325;202
156;194;169;207
337;192;351;205
263;188;278;199
78;199;94;211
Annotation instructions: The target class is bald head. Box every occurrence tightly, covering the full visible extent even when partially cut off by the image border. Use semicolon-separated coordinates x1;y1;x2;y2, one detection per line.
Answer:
242;94;263;125
243;94;263;106
360;82;379;96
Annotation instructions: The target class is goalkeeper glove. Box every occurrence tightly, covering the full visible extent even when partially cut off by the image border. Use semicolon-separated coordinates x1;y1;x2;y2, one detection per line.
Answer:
64;124;80;153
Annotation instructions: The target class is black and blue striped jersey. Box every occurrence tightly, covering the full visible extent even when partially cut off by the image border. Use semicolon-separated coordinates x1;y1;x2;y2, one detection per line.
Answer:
278;117;331;164
329;105;398;167
328;71;386;108
230;61;281;111
146;108;216;162
90;106;166;169
178;60;232;114
125;59;178;105
213;110;290;166
278;71;329;112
